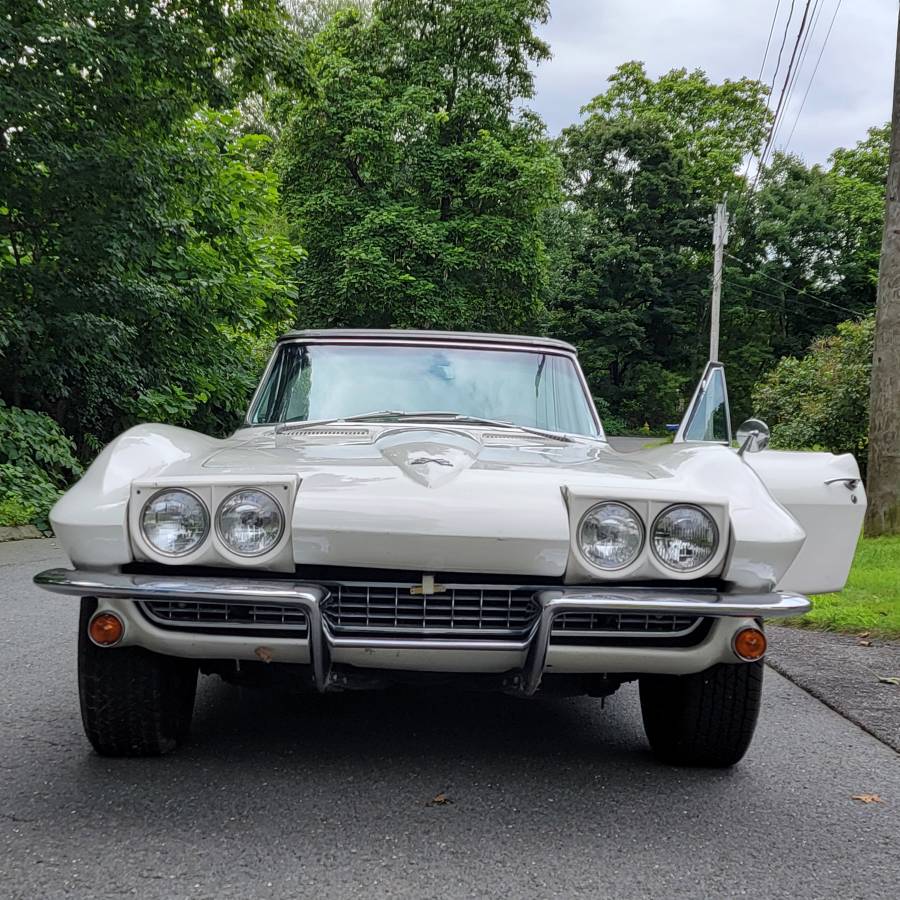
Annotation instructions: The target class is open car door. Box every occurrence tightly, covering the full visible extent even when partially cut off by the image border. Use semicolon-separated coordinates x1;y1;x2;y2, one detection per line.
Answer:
675;362;865;594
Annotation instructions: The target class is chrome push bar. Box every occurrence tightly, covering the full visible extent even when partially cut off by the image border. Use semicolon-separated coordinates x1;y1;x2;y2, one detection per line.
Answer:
34;568;810;696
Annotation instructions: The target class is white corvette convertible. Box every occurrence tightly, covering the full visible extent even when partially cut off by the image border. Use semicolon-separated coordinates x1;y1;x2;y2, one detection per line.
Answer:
35;330;865;764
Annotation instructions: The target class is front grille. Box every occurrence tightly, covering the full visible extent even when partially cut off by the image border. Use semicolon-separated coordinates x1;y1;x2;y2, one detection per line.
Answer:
322;584;539;639
139;600;308;638
552;611;701;638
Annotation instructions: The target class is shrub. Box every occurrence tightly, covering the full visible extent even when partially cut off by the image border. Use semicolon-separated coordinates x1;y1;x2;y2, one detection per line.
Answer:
0;494;36;528
752;317;873;473
0;402;83;531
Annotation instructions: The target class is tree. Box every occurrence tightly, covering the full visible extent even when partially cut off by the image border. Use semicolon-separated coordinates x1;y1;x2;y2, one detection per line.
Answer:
582;62;770;204
550;118;708;425
277;0;561;332
866;5;900;536
548;64;770;425
0;1;300;450
752;317;874;473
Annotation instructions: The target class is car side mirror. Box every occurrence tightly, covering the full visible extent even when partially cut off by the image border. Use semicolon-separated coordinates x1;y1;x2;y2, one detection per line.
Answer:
736;419;770;455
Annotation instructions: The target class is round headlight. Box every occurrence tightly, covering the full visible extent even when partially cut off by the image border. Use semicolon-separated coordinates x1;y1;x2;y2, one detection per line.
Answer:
651;505;718;572
217;489;284;557
578;502;644;570
140;489;209;557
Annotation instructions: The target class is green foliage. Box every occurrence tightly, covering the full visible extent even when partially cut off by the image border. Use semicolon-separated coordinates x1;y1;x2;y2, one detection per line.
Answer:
278;0;560;332
548;63;772;426
549;62;883;431
0;401;82;485
0;464;63;533
0;1;301;451
0;494;36;529
0;400;82;531
0;0;888;469
582;62;771;203
752;317;874;472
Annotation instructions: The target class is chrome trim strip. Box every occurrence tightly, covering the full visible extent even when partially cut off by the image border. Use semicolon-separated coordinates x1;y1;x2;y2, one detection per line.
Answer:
33;569;810;695
244;336;605;439
35;569;331;692
137;601;309;633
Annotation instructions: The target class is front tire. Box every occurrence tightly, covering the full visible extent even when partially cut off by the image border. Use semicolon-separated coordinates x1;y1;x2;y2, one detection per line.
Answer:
78;599;198;756
639;662;763;767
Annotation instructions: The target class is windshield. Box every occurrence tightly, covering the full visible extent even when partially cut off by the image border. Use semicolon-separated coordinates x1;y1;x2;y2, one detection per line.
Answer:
249;342;600;437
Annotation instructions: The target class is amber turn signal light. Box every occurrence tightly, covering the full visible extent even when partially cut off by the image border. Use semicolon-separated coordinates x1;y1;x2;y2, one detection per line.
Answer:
89;612;124;647
733;626;767;661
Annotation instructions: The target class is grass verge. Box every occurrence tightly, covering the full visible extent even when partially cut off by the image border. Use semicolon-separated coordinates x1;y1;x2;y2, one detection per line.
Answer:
784;535;900;639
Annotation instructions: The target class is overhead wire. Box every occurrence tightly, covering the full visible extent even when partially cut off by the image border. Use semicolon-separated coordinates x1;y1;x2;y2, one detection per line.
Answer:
724;254;861;316
768;0;826;156
722;279;836;324
784;0;844;149
733;0;801;222
753;0;815;190
757;0;783;83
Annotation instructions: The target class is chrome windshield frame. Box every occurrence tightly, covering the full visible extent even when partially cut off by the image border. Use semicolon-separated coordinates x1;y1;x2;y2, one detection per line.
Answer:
243;336;606;441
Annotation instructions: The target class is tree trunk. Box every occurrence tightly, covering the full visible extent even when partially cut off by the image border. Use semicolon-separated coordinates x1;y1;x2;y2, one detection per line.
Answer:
865;6;900;537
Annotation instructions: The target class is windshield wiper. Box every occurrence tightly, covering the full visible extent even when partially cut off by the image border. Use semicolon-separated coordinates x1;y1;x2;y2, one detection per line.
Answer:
275;410;425;433
275;410;575;442
417;413;575;443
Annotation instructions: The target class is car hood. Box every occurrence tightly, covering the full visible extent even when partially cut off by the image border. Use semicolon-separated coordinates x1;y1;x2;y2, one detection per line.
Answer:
50;422;805;587
200;425;665;484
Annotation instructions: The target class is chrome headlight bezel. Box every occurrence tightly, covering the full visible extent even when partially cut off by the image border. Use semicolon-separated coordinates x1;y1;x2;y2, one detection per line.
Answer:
576;501;646;572
215;488;286;558
139;488;210;558
650;503;719;573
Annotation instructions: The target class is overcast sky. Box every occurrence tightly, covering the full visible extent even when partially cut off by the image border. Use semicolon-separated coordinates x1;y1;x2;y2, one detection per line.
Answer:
530;0;897;165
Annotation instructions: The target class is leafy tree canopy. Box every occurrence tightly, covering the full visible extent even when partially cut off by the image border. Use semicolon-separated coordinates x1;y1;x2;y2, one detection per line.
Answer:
753;316;874;474
547;63;770;425
0;1;301;450
278;0;561;332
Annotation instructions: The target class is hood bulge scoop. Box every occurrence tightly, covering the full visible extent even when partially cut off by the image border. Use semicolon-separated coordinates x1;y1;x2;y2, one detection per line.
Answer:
376;428;481;488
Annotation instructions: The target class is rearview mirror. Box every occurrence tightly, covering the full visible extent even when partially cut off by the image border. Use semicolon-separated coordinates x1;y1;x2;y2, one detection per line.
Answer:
736;419;770;455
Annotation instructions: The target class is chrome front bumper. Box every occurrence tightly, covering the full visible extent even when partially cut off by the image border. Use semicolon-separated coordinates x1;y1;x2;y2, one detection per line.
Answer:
34;568;810;693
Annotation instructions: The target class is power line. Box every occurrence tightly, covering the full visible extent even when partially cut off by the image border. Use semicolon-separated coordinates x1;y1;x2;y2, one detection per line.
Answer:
784;0;844;149
722;280;826;324
735;0;787;214
757;0;783;83
725;253;855;313
724;253;862;316
754;0;815;189
769;0;827;156
765;0;797;114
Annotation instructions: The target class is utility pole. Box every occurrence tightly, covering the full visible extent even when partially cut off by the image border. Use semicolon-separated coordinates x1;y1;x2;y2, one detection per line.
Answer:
865;4;900;537
710;199;729;362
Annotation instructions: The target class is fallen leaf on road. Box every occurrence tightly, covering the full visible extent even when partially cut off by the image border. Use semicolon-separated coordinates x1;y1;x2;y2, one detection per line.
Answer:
427;792;453;807
851;794;883;804
858;632;870;639
877;676;900;685
858;640;872;647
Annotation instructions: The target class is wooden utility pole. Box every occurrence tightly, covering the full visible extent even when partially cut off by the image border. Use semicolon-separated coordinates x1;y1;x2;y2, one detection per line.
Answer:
866;5;900;537
710;199;729;362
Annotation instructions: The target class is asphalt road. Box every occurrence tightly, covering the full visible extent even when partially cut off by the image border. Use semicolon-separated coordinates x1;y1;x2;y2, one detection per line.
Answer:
2;539;899;900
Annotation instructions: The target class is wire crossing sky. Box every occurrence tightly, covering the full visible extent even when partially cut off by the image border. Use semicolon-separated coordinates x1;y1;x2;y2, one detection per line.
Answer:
531;0;895;164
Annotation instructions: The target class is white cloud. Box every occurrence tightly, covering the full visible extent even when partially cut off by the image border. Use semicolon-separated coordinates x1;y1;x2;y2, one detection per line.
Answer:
531;0;896;163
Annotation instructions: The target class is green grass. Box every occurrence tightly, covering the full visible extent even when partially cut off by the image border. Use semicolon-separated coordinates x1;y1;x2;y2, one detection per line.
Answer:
785;536;900;639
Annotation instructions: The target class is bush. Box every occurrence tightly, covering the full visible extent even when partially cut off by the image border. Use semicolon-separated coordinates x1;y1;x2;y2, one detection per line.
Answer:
752;317;873;473
0;402;83;532
0;494;36;528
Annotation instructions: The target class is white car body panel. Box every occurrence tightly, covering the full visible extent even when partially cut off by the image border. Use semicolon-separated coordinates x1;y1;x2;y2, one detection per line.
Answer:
48;420;837;593
38;329;866;690
746;450;866;593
